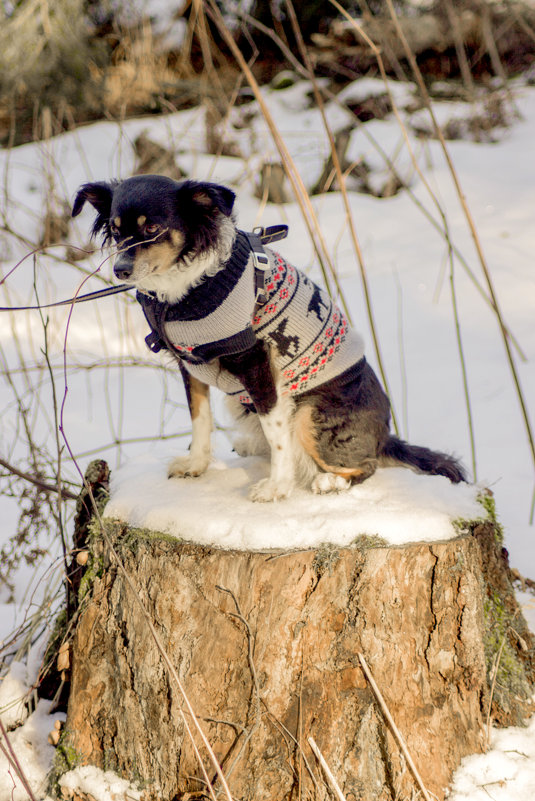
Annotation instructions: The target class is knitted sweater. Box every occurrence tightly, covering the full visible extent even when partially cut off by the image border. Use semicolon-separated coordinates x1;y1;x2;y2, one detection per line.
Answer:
137;232;365;408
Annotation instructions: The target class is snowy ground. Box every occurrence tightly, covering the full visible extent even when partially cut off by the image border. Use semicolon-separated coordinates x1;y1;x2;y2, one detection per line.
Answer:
1;70;535;800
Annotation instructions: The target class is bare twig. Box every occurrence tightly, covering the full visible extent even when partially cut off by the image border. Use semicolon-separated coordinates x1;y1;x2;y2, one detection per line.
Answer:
358;652;433;801
0;719;39;801
215;585;262;779
308;736;347;801
34;256;69;563
444;0;475;101
265;711;322;793
485;621;515;746
205;0;354;317
448;251;477;479
0;242;98;287
298;653;304;801
486;640;506;748
481;3;518;112
0;457;78;500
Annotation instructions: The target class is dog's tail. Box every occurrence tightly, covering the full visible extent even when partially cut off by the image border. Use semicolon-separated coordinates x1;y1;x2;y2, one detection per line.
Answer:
380;435;467;483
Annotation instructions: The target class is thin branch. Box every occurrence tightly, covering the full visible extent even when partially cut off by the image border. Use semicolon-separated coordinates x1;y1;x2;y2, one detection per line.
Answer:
449;254;477;480
265;711;322;793
308;736;347;801
0;719;39;801
486;634;507;746
358;652;433;801
444;0;475;101
34;256;69;565
0;457;78;500
215;585;262;779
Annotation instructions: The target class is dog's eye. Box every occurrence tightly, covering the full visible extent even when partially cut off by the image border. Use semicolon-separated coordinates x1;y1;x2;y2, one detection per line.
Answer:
145;223;161;236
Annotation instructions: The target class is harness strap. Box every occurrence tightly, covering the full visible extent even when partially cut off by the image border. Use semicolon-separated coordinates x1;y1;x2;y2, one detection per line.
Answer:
253;224;288;245
249;225;288;305
140;296;170;354
244;231;271;306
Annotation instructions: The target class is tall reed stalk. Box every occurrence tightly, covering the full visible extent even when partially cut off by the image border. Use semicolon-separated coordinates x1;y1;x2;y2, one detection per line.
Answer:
381;0;535;483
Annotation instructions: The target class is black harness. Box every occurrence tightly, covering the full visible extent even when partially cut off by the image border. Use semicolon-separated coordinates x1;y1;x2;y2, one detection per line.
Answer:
138;225;288;357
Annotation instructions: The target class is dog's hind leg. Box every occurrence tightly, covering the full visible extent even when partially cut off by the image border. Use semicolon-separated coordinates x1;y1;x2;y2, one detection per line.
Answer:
291;360;392;493
293;392;385;495
169;367;213;478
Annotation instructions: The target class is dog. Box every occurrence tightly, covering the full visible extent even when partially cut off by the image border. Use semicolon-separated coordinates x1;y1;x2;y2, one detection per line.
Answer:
72;174;466;502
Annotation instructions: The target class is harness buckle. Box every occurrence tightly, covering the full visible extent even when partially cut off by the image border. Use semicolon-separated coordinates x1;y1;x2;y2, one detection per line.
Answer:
145;331;165;353
246;231;271;306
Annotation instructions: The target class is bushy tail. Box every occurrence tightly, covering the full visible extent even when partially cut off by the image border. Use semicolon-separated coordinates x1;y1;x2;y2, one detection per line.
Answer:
380;436;467;484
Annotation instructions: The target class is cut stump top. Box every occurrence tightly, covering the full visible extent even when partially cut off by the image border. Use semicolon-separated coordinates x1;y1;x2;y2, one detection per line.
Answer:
104;454;483;551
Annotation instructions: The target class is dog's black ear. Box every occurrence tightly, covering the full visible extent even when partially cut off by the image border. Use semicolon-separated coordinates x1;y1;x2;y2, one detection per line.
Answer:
72;181;114;240
72;181;113;218
178;181;236;217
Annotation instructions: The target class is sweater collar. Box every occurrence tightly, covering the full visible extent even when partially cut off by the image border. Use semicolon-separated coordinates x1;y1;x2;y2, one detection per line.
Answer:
137;230;252;322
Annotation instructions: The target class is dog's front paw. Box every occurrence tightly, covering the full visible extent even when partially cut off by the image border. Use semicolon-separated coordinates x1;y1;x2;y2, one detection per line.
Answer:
311;472;351;495
168;454;210;479
248;477;293;502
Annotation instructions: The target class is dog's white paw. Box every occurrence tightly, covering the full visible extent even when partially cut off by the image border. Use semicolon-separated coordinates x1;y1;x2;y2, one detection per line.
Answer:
311;472;351;495
248;477;293;502
168;454;210;479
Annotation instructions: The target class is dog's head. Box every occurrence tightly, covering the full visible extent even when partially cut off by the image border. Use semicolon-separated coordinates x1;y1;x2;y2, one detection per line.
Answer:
72;174;236;298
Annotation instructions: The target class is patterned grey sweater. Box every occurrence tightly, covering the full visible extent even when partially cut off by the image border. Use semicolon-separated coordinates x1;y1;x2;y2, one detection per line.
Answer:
137;232;365;408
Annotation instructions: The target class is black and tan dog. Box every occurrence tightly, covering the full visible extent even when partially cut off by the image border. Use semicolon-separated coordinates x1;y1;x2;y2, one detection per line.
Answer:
73;174;465;501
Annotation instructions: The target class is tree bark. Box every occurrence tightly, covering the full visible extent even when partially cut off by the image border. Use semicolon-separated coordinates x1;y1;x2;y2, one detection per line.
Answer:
62;517;535;801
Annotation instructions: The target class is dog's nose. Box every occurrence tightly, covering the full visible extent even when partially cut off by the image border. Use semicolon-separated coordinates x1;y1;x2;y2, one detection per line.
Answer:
114;254;134;280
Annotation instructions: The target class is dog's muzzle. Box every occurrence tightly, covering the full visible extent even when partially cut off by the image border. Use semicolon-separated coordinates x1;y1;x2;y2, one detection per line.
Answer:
114;253;135;280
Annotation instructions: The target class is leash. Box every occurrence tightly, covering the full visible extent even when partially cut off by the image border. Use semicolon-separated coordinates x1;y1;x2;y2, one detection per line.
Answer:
0;283;131;312
0;224;289;313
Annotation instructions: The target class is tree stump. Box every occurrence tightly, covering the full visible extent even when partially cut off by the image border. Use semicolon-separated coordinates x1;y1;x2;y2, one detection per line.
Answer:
62;515;535;801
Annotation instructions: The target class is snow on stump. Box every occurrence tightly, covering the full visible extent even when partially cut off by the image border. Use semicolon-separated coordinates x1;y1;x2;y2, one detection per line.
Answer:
62;457;535;801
